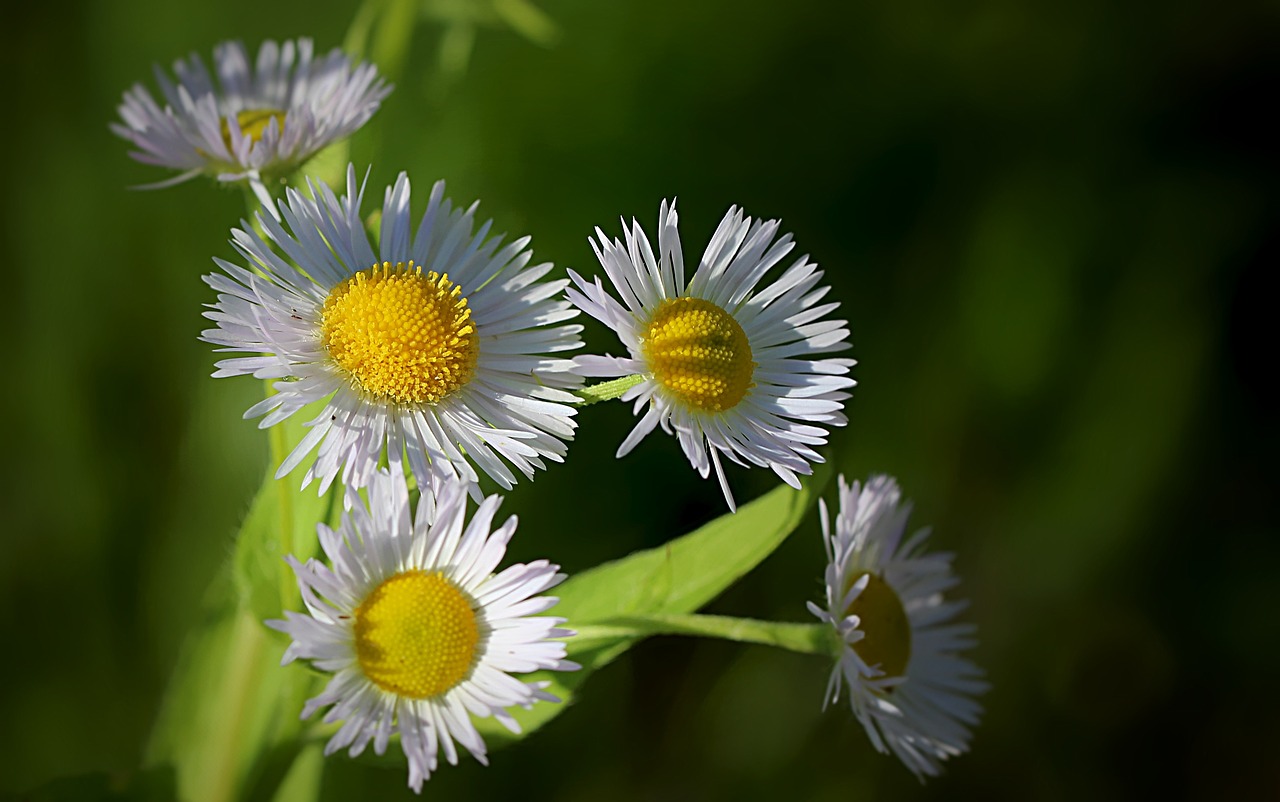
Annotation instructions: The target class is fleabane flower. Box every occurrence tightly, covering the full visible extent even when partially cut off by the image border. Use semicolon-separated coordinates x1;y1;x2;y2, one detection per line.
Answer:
269;470;577;792
807;474;986;778
112;38;389;194
202;165;583;494
567;201;854;510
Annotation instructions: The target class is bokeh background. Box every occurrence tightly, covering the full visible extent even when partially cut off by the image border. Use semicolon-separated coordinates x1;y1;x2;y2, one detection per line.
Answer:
2;0;1277;799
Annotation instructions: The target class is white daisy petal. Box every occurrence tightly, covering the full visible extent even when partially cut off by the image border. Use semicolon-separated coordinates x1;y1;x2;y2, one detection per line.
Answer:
202;166;583;494
809;474;987;778
268;469;577;792
113;39;390;187
569;201;855;509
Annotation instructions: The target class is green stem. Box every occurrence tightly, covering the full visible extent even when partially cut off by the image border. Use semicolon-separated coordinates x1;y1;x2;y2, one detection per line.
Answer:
342;0;382;58
268;403;294;611
371;0;420;82
240;184;267;235
572;374;646;406
238;185;295;611
574;613;839;657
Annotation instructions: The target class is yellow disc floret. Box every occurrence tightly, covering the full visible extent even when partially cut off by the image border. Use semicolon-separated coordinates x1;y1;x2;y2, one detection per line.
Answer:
321;261;480;405
221;108;285;149
353;570;481;699
844;571;912;679
641;297;755;412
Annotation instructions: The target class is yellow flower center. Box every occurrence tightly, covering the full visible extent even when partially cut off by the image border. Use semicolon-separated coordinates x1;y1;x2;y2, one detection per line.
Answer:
641;297;755;412
353;570;481;699
843;572;912;679
221;108;285;148
321;261;480;405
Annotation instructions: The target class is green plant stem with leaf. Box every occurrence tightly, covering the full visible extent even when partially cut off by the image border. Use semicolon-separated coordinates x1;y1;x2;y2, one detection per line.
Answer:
573;374;646;405
575;614;839;657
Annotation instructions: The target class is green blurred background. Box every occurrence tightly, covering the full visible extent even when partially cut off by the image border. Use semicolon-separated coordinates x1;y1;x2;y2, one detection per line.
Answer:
2;0;1277;799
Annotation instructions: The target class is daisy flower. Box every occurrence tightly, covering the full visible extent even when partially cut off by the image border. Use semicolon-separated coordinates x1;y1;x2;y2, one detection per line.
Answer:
807;474;986;778
567;200;854;510
201;165;583;494
269;469;577;792
111;38;390;197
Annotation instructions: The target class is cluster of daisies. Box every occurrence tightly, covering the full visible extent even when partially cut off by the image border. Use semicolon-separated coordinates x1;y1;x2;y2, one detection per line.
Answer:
116;38;984;792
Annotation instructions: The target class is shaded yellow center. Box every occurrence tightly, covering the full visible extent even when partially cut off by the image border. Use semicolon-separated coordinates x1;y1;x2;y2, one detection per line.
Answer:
843;572;912;679
221;108;285;148
641;297;755;412
353;570;480;699
321;261;480;405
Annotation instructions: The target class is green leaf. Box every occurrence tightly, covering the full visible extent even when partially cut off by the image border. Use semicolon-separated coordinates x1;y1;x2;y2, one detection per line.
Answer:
294;139;351;196
475;465;830;745
233;404;341;623
144;566;317;802
147;403;334;802
262;742;325;802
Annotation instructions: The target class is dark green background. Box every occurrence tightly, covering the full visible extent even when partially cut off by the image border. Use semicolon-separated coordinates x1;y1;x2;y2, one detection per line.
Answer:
2;0;1277;799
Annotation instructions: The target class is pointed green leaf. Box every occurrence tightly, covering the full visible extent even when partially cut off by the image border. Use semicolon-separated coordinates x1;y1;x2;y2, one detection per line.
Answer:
475;465;829;745
145;566;316;802
233;405;341;623
148;402;334;802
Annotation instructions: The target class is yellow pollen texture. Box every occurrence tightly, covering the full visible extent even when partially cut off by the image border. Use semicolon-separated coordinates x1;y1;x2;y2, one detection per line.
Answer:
843;572;912;679
641;297;755;412
221;108;285;148
321;262;480;405
353;570;481;699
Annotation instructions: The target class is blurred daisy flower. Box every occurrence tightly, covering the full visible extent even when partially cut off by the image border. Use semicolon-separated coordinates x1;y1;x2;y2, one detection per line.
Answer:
567;200;854;510
807;474;986;778
269;470;577;792
202;165;583;495
111;38;390;198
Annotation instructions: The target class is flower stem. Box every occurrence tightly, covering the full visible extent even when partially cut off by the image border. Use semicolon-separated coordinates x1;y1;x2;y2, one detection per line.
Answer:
240;184;267;235
236;185;296;612
342;0;381;58
202;608;269;802
269;414;294;611
574;613;839;657
370;0;419;81
572;374;646;406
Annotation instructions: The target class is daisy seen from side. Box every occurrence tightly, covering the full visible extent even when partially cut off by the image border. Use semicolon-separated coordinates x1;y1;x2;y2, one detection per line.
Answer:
807;474;987;778
202;165;583;496
112;38;390;196
567;200;855;510
269;469;577;792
